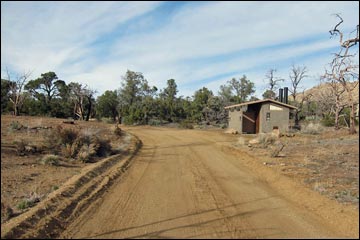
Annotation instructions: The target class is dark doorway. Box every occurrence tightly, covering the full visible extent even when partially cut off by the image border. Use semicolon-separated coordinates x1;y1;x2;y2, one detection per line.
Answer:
242;103;261;134
243;112;256;133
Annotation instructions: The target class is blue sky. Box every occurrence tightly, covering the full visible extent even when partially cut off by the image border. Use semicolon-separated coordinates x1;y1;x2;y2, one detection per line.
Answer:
1;1;359;98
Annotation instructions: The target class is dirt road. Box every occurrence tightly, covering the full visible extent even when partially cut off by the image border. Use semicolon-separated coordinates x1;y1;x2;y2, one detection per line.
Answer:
61;127;351;238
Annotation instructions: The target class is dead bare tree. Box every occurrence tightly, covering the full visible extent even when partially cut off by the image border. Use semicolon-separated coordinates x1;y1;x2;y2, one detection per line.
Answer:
5;68;32;116
266;68;284;92
263;68;284;99
69;82;86;120
298;90;313;121
84;87;96;121
321;74;347;130
69;82;96;121
327;14;359;134
288;64;308;126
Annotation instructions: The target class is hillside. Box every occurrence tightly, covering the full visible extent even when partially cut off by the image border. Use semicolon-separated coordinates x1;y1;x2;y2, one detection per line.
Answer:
293;81;359;105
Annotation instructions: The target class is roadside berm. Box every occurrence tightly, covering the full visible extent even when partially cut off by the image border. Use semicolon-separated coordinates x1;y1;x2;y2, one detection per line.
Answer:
1;133;142;239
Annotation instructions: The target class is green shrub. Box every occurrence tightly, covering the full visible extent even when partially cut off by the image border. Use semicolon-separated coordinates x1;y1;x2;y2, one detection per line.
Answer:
148;119;162;126
321;115;335;127
179;120;194;129
17;199;34;210
16;192;42;210
101;117;115;124
122;116;133;125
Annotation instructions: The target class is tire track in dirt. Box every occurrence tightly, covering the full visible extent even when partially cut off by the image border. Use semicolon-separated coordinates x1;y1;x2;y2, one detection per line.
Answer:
62;131;208;238
1;133;141;239
60;138;157;238
189;142;338;238
187;145;261;238
60;127;351;238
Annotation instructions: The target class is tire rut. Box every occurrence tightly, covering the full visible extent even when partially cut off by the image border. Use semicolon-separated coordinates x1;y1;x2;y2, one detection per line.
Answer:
1;134;141;239
188;145;259;238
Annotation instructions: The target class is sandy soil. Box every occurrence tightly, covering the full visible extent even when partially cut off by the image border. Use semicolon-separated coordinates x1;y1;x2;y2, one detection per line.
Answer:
1;115;128;224
1;116;358;238
236;128;359;207
59;126;358;239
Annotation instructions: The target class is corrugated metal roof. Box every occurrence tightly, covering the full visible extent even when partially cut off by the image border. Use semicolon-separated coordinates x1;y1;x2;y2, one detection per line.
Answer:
224;98;297;109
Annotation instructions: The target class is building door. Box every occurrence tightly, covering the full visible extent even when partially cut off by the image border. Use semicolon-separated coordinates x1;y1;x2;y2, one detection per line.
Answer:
242;112;256;134
255;113;260;133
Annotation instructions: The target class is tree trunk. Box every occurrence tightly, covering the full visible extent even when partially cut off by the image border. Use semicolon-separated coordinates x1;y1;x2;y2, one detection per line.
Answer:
294;110;300;126
112;112;117;123
334;106;340;130
13;104;17;116
349;102;357;134
85;99;92;121
14;105;19;116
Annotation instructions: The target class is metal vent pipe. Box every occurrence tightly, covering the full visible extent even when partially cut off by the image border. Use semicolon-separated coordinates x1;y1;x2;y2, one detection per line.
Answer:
279;88;283;103
284;87;288;104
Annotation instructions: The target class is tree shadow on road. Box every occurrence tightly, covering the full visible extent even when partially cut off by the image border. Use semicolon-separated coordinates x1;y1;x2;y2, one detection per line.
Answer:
84;196;281;239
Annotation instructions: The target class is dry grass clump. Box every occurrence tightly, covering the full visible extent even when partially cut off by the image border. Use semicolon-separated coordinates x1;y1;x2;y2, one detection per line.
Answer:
61;143;78;158
43;126;64;152
72;134;111;162
46;125;79;146
39;154;60;166
258;133;277;146
12;138;43;156
43;125;112;163
13;138;28;156
1;203;13;223
16;192;43;210
94;137;112;157
248;133;276;148
114;125;122;137
8;121;23;131
77;143;97;163
301;123;324;135
248;133;285;157
237;137;246;145
59;127;79;145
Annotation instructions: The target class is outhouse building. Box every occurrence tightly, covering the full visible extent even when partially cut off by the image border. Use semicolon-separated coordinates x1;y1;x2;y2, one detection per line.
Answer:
225;93;297;134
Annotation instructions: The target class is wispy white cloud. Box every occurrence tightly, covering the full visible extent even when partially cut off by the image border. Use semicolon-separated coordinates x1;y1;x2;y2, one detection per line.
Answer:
1;1;359;98
1;1;162;81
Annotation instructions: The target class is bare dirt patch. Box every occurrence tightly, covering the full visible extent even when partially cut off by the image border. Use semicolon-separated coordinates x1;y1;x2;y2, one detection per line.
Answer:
234;127;359;209
1;115;129;224
2;120;358;238
60;126;358;238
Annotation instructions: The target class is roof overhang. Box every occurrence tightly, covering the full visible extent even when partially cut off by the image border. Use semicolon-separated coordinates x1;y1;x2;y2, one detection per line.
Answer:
224;99;297;110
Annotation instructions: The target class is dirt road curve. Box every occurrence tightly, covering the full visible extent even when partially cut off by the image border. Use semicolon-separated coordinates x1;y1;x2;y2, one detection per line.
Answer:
61;127;350;239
